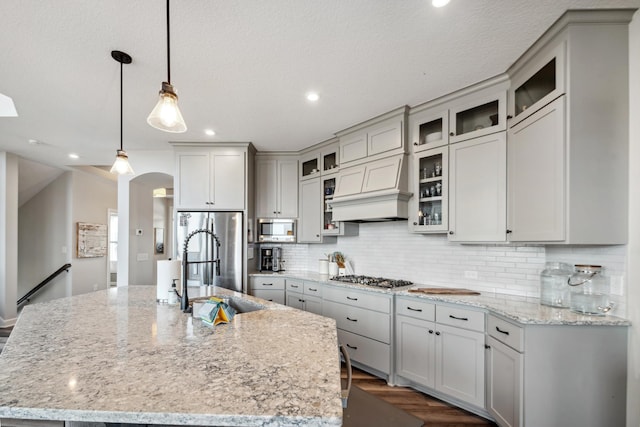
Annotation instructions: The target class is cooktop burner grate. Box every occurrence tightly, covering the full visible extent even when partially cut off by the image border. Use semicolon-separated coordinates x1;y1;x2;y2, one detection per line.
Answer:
330;275;413;289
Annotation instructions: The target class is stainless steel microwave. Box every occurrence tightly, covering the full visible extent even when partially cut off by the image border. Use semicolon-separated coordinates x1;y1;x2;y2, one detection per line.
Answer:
257;218;296;243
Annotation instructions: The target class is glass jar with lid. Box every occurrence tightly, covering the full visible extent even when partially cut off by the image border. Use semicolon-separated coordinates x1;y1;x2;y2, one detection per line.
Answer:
568;264;612;316
539;261;573;308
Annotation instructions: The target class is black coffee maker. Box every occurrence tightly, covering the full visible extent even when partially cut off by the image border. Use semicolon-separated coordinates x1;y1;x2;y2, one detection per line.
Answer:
260;247;282;272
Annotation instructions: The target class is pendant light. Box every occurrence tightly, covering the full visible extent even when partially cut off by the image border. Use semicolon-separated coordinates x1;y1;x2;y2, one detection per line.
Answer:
147;0;187;133
110;50;135;175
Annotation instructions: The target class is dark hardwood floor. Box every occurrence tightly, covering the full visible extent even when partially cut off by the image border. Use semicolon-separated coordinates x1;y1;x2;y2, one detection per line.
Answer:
343;366;497;427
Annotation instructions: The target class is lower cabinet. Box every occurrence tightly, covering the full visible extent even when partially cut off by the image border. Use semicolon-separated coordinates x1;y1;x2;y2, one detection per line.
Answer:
323;285;393;378
285;279;323;315
248;276;285;305
395;297;486;410
486;314;627;427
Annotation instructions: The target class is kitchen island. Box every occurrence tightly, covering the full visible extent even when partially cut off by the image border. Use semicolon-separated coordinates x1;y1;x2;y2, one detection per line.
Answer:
0;286;343;426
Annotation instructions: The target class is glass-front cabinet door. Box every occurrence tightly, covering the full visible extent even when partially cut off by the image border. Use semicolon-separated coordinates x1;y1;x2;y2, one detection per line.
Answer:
410;108;449;153
321;174;338;235
410;146;448;233
449;91;507;144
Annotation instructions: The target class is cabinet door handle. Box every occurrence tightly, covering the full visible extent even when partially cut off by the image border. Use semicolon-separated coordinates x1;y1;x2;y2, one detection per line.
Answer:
485;344;491;349
428;330;434;334
346;344;358;350
316;234;320;238
273;211;277;214
407;306;423;312
299;299;305;303
495;326;510;335
414;142;419;146
346;317;358;322
507;115;513;119
449;132;455;137
435;331;441;336
346;296;358;301
506;229;512;234
449;314;469;321
449;231;454;235
413;222;418;226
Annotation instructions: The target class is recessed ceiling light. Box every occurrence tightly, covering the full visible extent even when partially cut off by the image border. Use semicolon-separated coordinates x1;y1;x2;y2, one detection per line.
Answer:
306;92;320;102
432;0;450;7
205;129;216;136
68;153;79;159
28;139;42;145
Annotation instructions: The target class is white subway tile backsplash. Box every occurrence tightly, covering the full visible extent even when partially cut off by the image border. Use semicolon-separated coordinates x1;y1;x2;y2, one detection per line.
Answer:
273;221;628;317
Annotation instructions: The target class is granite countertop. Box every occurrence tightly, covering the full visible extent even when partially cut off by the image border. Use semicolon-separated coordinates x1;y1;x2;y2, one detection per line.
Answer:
0;286;342;426
249;271;630;326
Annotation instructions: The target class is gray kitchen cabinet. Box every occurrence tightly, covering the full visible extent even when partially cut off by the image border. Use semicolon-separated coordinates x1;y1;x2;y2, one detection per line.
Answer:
505;9;632;244
285;279;323;315
395;297;486;413
486;314;627;427
323;285;393;379
298;177;322;243
255;156;298;218
174;146;246;210
410;146;448;233
248;276;285;305
336;106;409;166
448;132;507;242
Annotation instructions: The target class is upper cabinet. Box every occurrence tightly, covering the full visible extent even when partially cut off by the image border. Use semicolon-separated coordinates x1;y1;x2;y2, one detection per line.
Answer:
505;9;633;244
255;156;298;218
409;76;508;154
174;145;249;211
337;106;409;166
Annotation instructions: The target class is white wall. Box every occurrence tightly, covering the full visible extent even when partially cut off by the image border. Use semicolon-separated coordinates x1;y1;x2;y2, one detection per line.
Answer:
71;169;117;295
626;9;640;427
18;172;71;304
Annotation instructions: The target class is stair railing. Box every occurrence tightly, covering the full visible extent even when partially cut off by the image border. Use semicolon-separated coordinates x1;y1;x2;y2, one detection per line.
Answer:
17;263;72;306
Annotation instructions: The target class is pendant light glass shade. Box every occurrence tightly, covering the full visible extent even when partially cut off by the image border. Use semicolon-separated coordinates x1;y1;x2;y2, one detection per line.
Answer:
110;149;135;175
147;82;187;133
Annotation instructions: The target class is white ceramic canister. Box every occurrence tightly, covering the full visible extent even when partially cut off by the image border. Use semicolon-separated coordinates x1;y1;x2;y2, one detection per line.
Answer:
329;262;339;276
319;259;329;275
568;264;612;315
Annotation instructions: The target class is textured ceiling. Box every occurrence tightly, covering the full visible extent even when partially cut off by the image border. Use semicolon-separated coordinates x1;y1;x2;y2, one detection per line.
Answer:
0;0;638;169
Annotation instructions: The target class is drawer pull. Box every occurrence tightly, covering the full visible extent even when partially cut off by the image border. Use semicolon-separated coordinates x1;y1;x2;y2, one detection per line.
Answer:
407;306;423;312
449;314;469;321
262;283;273;286
346;296;358;301
496;326;510;335
346;317;358;322
298;299;305;303
308;288;318;292
435;331;441;336
346;344;358;350
291;284;299;288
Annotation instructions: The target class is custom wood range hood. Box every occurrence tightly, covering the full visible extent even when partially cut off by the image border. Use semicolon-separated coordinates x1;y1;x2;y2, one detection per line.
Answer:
328;154;412;222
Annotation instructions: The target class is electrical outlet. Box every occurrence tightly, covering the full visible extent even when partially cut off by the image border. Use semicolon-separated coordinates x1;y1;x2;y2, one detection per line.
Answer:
464;270;478;279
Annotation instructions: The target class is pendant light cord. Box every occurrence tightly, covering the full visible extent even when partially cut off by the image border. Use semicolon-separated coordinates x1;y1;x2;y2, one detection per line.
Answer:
120;60;123;151
166;0;171;84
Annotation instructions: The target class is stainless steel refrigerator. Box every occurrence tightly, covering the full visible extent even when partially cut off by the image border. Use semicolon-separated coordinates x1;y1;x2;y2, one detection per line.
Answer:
176;211;243;292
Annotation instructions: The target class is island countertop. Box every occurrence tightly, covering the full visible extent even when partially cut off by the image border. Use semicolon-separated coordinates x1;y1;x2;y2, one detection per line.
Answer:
0;286;343;426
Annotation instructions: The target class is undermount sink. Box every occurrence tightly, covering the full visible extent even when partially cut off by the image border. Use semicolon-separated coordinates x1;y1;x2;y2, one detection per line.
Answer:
226;297;265;314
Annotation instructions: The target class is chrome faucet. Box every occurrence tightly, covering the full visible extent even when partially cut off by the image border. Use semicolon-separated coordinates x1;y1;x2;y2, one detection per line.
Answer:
180;228;221;313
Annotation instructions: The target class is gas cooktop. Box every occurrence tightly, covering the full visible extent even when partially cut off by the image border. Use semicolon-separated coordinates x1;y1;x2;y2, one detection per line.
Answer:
330;275;413;289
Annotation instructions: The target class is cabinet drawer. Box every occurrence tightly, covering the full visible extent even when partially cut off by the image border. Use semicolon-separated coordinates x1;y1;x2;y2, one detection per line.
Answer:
323;285;390;313
488;315;524;352
303;282;323;297
337;329;390;374
436;305;485;332
323;300;390;344
286;279;304;292
396;297;436;321
249;277;285;290
251;289;285;305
